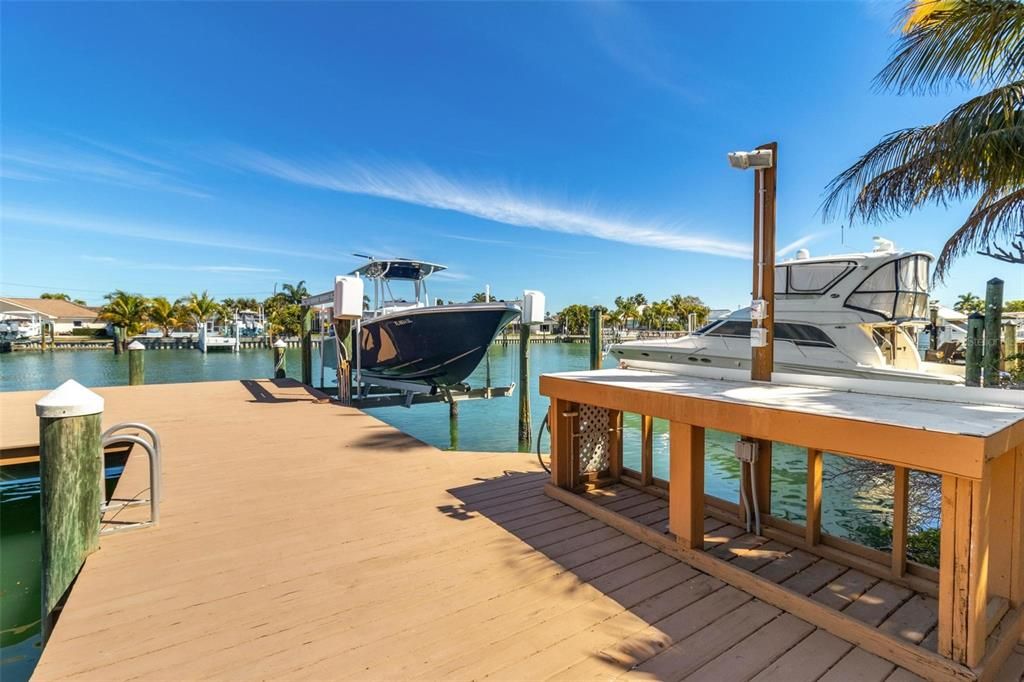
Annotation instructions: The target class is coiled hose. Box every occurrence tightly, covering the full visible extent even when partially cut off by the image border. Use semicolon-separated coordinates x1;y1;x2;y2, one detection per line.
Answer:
536;412;551;473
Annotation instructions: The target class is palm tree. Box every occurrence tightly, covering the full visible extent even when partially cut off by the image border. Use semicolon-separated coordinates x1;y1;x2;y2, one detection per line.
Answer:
278;281;309;306
954;291;985;313
100;291;151;349
182;291;221;328
148;297;179;337
823;0;1024;279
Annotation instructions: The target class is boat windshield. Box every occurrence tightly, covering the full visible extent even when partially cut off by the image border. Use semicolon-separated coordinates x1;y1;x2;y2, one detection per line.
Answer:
844;254;931;322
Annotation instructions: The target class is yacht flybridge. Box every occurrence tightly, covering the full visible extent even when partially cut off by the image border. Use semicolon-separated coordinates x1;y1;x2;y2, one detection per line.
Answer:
610;238;963;385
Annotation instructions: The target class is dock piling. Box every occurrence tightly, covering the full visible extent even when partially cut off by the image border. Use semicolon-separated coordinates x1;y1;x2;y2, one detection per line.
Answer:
966;312;984;386
589;307;603;370
127;340;145;385
1003;322;1017;373
300;307;313;386
983;278;1004;386
35;380;104;639
518;323;531;451
273;339;287;379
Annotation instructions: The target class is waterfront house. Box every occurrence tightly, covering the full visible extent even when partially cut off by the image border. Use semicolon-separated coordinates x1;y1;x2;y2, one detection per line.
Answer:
0;298;106;335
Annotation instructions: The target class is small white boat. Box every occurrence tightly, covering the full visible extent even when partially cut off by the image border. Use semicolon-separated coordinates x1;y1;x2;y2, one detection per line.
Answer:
611;238;962;385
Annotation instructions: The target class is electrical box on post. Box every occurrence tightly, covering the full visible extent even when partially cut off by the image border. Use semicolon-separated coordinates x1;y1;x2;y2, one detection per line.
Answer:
333;276;364;320
734;439;759;463
522;290;545;325
750;299;768;320
750;327;768;348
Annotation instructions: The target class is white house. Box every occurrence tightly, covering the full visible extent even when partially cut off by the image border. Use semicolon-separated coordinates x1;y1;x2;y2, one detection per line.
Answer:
0;298;106;335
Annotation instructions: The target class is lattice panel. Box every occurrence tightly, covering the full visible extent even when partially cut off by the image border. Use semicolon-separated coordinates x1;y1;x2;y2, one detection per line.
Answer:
578;404;610;473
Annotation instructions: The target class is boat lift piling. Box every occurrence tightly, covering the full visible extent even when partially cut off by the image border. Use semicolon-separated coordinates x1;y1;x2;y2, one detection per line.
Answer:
983;277;1004;386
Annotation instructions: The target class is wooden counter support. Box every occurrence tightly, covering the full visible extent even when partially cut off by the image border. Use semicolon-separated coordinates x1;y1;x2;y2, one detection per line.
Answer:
640;415;654;486
540;368;1024;681
806;448;822;547
669;422;704;549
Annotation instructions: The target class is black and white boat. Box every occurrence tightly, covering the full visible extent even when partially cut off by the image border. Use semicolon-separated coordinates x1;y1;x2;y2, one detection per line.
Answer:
348;259;520;389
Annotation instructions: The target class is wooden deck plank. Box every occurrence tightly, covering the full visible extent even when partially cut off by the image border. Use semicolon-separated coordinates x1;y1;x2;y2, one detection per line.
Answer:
819;646;897;682
749;629;855;682
781;558;849;595
843;581;914;627
812;569;880;611
878;595;939;646
684;614;816;682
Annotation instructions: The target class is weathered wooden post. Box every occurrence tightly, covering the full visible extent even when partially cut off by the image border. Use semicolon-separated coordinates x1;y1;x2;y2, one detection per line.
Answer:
273;339;287;379
518;322;531;451
1002;322;1017;373
983;278;1004;386
112;327;122;355
965;312;984;387
36;380;103;640
589;307;603;370
300;307;313;386
127;340;145;385
448;398;459;450
333;320;353;405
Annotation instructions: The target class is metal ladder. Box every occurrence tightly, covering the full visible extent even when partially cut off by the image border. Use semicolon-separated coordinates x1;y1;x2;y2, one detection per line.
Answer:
100;422;161;534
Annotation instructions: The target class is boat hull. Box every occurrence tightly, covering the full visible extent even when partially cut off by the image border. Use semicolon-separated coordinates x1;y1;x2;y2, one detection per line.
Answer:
357;304;519;388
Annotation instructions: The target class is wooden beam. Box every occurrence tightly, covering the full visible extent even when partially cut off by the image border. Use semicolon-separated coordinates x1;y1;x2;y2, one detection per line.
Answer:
669;422;704;549
806;448;823;546
967;475;991;668
549;399;576;490
750;141;777;382
641;414;654;487
608;410;623;481
939;474;957;659
892;466;909;578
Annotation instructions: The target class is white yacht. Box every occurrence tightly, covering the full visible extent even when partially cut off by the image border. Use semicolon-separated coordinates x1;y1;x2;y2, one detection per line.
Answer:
610;238;962;385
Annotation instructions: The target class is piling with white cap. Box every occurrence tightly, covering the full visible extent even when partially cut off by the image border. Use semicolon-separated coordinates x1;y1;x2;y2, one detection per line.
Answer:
273;339;287;379
36;380;104;635
128;340;145;386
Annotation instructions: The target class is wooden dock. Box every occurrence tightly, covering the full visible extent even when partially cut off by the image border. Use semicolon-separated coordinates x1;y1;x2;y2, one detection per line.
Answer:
3;379;1022;680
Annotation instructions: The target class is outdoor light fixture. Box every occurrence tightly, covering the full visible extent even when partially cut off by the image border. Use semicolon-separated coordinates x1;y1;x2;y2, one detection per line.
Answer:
727;149;774;170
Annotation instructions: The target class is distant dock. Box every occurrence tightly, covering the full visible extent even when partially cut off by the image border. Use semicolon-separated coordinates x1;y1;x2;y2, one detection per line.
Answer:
3;379;1022;680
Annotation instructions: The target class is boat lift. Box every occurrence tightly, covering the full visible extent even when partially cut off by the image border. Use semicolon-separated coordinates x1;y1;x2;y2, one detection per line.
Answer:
303;276;538;409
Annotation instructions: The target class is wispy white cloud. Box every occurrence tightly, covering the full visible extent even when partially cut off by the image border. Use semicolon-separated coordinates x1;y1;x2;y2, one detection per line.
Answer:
4;205;353;263
777;232;828;258
224;150;751;259
437;232;595;258
2;136;209;198
81;254;278;273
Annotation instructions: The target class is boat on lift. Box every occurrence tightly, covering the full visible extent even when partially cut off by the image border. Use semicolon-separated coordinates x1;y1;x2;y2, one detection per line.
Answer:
346;258;520;389
610;238;963;385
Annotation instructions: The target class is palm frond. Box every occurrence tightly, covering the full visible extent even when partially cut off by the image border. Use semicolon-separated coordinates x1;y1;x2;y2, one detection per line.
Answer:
935;185;1024;277
822;80;1024;223
878;0;1024;94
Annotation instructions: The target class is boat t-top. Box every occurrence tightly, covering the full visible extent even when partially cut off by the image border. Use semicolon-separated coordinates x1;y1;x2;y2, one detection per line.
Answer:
347;258;520;389
610;238;962;385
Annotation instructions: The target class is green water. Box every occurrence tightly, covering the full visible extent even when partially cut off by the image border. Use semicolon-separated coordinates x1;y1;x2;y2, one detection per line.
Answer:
0;344;901;680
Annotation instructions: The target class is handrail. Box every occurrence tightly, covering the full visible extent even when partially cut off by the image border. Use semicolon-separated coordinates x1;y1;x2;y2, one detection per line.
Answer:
99;422;161;533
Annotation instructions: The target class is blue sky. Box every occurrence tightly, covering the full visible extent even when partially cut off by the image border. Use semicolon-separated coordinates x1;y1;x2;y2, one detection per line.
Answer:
1;1;1020;311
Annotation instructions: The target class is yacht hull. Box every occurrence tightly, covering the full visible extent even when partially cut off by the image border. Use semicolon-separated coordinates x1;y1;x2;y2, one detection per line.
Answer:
357;304;519;388
611;343;962;385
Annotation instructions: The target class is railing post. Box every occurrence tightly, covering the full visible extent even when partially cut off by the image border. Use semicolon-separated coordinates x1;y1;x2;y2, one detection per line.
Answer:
36;380;104;640
127;340;145;385
608;410;622;480
641;415;654;487
806;449;822;546
517;323;531;451
273;339;287;379
669;421;705;549
892;466;909;578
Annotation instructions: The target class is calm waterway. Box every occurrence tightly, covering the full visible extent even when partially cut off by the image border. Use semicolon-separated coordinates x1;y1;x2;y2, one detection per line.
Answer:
0;344;896;680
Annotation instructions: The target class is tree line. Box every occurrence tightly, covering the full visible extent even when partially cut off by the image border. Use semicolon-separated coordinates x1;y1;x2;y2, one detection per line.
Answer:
557;293;711;336
95;282;311;349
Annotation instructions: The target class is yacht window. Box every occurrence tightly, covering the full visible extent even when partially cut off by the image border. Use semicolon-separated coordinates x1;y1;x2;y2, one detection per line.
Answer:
775;323;835;348
845;255;932;321
693;320;725;335
786;262;856;293
704;320;752;338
